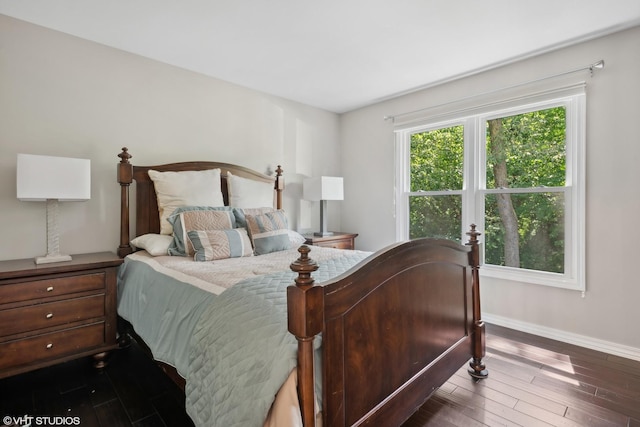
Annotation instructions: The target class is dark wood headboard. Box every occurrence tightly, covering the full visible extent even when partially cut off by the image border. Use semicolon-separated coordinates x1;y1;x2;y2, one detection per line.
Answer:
116;147;284;257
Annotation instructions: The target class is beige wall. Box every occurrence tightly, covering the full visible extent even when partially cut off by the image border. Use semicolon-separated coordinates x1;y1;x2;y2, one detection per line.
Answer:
0;15;342;260
340;25;640;353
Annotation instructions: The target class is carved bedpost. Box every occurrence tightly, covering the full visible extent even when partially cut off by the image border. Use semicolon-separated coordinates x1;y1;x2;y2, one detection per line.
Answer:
288;245;322;427
117;148;134;258
275;165;284;210
466;224;488;379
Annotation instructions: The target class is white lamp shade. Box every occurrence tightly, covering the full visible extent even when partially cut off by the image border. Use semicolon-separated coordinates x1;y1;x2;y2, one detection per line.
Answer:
303;176;344;201
17;154;91;201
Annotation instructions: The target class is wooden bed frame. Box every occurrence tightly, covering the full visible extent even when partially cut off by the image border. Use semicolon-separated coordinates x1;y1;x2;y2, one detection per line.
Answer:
116;147;487;427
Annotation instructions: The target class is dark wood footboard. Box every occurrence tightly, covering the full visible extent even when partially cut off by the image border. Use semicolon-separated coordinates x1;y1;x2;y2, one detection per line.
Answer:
289;226;487;427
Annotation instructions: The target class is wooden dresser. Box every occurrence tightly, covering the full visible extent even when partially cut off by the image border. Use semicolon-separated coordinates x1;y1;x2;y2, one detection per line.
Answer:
0;252;123;379
304;232;358;250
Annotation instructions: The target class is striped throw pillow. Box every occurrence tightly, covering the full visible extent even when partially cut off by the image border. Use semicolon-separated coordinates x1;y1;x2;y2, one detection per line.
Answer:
168;208;236;256
188;228;253;261
245;210;291;255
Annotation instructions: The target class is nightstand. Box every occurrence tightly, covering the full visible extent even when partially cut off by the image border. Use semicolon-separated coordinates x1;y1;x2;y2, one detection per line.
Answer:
304;232;358;250
0;252;123;379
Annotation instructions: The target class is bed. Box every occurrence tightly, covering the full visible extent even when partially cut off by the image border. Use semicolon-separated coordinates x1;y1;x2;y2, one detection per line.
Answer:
115;147;488;427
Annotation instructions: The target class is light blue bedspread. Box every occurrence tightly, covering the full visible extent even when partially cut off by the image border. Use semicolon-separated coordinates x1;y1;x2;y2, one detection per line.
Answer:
117;257;217;377
118;250;370;427
185;251;370;427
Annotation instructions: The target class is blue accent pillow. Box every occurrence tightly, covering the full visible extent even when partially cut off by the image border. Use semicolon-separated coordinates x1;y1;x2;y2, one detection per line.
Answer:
188;228;253;261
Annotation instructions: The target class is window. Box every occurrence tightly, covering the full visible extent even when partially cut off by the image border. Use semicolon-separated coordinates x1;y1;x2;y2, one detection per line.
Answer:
395;86;585;290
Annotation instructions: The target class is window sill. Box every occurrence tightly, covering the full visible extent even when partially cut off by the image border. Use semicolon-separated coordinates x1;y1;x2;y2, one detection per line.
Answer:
480;264;584;292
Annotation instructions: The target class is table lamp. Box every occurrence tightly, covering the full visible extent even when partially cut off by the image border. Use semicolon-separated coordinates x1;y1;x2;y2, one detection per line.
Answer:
303;176;343;236
17;153;91;264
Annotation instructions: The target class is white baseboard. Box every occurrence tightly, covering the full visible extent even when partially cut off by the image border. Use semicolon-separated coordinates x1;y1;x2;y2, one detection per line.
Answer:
483;313;640;362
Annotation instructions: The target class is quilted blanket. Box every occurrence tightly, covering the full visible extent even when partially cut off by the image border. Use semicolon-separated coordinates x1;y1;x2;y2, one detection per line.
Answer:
185;250;370;427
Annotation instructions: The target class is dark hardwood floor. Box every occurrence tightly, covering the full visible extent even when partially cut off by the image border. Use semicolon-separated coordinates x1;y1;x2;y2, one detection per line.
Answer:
404;324;640;427
0;338;194;427
1;324;638;426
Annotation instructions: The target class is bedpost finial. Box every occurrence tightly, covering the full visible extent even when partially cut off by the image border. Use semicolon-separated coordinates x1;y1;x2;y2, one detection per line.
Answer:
274;165;284;208
118;147;132;164
290;245;319;288
466;224;481;245
466;224;481;267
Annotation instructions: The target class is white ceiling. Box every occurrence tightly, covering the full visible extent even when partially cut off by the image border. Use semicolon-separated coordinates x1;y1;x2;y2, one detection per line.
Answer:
1;1;640;113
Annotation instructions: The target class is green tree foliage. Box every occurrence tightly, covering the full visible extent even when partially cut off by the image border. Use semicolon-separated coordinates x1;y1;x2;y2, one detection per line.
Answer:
485;108;566;189
410;125;464;192
409;125;463;241
409;107;566;273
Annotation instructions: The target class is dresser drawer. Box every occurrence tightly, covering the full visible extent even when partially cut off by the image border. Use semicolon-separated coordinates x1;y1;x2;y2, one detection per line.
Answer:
313;239;354;250
0;273;105;305
0;322;105;371
0;294;105;337
304;232;357;250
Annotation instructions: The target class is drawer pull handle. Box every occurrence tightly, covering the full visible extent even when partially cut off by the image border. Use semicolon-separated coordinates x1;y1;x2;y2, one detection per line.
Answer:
45;313;54;319
46;343;53;349
46;286;54;292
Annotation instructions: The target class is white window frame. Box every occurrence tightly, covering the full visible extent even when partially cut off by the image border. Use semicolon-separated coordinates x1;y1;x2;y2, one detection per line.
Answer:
395;85;586;291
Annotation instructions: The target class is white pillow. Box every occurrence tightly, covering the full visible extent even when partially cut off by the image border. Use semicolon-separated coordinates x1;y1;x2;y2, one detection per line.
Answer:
131;234;173;256
227;171;274;208
288;230;307;248
148;169;225;235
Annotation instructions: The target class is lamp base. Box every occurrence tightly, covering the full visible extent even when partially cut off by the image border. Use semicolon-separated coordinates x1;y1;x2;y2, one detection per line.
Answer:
35;198;72;265
35;254;72;265
313;231;335;237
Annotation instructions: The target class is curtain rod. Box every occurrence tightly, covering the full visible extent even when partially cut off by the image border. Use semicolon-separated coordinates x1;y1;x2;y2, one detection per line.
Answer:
384;59;604;122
